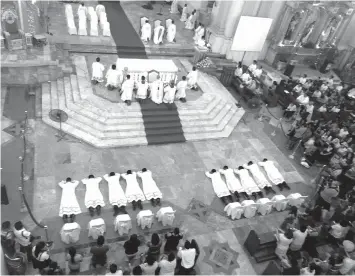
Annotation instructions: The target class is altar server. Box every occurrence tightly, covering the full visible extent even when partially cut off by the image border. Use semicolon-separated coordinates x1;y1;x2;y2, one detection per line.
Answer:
175;76;187;102
234;166;261;199
163;81;176;104
180;4;187;22
141;20;151;42
58;178;81;219
137;168;162;207
243;161;274;194
167;20;176;43
205;169;232;205
121;74;134;105
219;166;246;200
92;57;105;84
77;3;87;16
154;22;165;45
136;76;149;102
258;159;290;190
187;66;198;90
122;170;145;210
194;23;205;44
103;172;127;216
82;175;105;217
150;75;164;104
185;10;196;30
105;65;121;90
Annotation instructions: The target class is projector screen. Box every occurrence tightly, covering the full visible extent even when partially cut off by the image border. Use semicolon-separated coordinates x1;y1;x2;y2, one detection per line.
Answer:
231;16;273;52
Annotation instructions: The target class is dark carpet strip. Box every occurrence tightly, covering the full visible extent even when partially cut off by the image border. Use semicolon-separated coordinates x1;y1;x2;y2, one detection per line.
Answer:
101;1;186;145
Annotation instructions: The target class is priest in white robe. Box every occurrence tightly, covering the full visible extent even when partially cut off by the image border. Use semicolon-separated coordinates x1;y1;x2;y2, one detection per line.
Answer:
91;57;105;84
121;74;134;105
82;175;105;216
136;76;149;102
258;158;290;190
141;20;151;42
219;166;246;200
121;170;146;210
58;177;82;220
205;169;232;205
243;161;274;194
154;23;165;45
194;23;205;44
175;76;187;102
95;4;105;17
167;20;176;43
234;166;261;199
105;64;121;90
150;75;164;104
163;81;176;104
137;168;162;207
248;60;257;74
103;172;127;216
77;3;87;16
185;10;196;30
180;4;188;21
187;66;198;90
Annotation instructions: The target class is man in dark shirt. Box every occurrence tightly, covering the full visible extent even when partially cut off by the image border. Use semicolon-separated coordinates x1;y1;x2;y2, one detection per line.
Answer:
164;228;183;253
90;235;109;268
123;234;141;262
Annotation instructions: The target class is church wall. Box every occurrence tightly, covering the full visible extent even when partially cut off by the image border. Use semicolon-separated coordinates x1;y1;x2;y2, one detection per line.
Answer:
339;13;355;48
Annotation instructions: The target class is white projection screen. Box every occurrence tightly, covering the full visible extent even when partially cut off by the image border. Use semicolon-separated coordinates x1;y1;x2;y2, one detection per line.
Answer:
231;16;273;52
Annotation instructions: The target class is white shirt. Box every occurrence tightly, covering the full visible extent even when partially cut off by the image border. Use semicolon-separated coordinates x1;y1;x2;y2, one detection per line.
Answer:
253;68;262;78
306;104;314;114
14;228;31;246
248;63;257;73
178;248;196;269
297;94;309;105
330;224;348;239
299;77;307;85
290;229;308;250
312;90;321;98
235;67;243;77
293;85;302;93
241;73;251;83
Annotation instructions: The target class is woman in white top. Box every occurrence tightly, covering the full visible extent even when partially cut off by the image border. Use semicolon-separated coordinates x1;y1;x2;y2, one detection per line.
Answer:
122;170;146;210
82;175;105;217
290;225;308;251
275;229;293;259
103;172;127;216
32;241;51;271
137;168;162;207
58;177;81;220
205;169;232;205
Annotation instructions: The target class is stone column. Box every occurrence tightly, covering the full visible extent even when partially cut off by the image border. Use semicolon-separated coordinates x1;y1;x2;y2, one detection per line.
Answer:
17;0;25;31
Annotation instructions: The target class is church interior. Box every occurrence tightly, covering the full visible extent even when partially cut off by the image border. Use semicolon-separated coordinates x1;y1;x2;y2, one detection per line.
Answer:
1;0;355;275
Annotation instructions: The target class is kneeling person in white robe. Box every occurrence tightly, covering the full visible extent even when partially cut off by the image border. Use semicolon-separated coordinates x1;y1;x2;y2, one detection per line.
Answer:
175;76;187;102
103;172;128;216
122;170;146;210
136;76;149;103
258;158;290;190
167;20;176;43
150;76;164;104
82;175;105;217
92;57;105;84
205;169;233;205
121;74;134;106
137;168;162;207
196;36;211;50
187;66;198;90
163;81;176;104
141;20;151;42
234;166;261;200
105;64;121;90
243;161;275;195
219;166;247;200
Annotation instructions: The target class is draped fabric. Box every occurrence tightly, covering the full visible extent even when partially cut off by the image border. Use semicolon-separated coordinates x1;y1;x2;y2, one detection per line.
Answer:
60;223;81;244
88;218;106;239
137;210;154;229
224;202;243;220
114;214;132;236
156;207;175;226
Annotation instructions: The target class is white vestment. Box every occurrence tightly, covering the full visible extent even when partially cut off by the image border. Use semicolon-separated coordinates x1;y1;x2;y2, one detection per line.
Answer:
90;14;99;36
248;64;257;73
187;70;198;88
137;170;162;200
92;62;105;82
105;69;121;87
167;24;176;43
150;79;164;104
175;80;187;99
122;172;146;203
103;174;127;207
205;171;231;198
78;18;87;36
163;85;176;104
136;82;149;99
234;169;260;195
77;5;87;16
185;14;194;30
82;177;105;208
180;7;187;21
243;163;272;189
121;79;134;101
194;27;204;43
154;26;165;44
219;168;245;193
258;160;285;185
95;4;105;17
141;23;151;42
58;181;82;217
170;0;179;13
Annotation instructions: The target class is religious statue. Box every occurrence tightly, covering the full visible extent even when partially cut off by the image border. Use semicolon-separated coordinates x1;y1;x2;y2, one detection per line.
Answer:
319;17;339;47
170;0;179;14
284;13;301;42
300;21;315;46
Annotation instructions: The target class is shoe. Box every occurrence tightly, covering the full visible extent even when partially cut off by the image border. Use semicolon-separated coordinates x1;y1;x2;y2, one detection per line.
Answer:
96;205;101;216
113;205;119;216
63;215;68;223
89;207;95;217
138;201;143;210
156;198;161;206
132;201;137;211
69;214;75;223
151;199;156;207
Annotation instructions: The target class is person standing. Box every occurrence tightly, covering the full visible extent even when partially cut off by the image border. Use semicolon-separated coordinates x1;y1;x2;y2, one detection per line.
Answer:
66;246;83;274
158;253;176;275
121;75;135;106
164;228;183;253
275;229;293;260
289;225;308;252
177;241;196;274
153;22;165;45
141;20;151;43
92;57;105;84
124;234;141;263
146;233;162;260
167;20;176;43
90;235;109;268
187;67;198;90
180;4;188;22
58;177;81;222
13;221;37;262
32;241;51;271
140;255;158;275
175;76;187;102
1;221;15;256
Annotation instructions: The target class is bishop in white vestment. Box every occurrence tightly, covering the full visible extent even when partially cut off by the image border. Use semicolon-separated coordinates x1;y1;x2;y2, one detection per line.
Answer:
234;166;261;199
258;159;290;190
205;169;232;205
243;162;274;193
167;20;176;43
137;168;162;207
136;76;149;102
163;81;176;104
180;4;187;21
219;166;246;199
122;170;146;210
91;57;105;83
154;23;165;45
105;64;121;90
103;172;127;216
58;178;82;218
121;75;134;105
175;76;187;102
187;67;198;90
82;175;105;216
150;76;164;104
141;20;151;42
